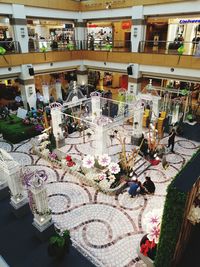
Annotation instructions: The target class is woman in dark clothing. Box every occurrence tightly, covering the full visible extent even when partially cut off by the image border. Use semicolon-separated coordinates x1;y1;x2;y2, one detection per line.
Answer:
143;176;155;194
167;128;176;152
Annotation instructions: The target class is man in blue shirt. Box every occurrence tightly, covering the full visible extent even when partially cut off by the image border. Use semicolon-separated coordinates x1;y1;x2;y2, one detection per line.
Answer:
128;180;139;197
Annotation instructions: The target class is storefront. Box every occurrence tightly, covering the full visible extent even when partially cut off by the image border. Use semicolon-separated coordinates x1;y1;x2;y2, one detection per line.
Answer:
87;20;131;51
0;16;13;41
145;16;200;54
27;18;74;51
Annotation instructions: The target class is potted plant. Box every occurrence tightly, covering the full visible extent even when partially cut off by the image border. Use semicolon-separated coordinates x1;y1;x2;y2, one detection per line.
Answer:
48;229;71;260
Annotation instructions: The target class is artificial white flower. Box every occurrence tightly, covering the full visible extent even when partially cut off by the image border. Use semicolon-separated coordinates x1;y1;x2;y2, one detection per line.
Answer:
108;162;120;174
147;224;161;244
99;179;111;190
82;155;95;168
98;173;107;181
108;175;116;181
98;154;111;167
143;209;162;232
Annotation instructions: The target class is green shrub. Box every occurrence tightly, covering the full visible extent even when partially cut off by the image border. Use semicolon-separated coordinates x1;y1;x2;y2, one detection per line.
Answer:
0;115;40;143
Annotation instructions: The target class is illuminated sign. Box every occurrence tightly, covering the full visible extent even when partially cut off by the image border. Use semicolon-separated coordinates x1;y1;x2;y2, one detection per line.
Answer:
179;19;200;24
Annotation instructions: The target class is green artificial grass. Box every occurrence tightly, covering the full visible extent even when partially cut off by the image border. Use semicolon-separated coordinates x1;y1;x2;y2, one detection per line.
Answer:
0;115;40;144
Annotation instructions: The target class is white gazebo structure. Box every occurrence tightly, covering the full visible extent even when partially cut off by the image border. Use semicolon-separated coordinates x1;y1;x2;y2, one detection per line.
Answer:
50;91;143;158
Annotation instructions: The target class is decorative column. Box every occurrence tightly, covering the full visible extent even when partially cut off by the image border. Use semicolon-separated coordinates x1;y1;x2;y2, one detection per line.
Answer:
95;126;107;155
24;169;53;241
131;6;146;52
77;65;88;86
55;81;62;100
7;163;28;211
19;64;37;109
11;4;29;53
0;149;28;216
0;149;9;199
74;19;87;50
42;83;50;104
91;94;101;118
50;103;65;148
152;95;161;121
30;184;51;231
131;104;144;145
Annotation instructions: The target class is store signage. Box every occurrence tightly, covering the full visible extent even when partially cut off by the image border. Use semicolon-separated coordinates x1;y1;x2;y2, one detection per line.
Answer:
179;19;200;24
88;24;98;28
122;21;131;30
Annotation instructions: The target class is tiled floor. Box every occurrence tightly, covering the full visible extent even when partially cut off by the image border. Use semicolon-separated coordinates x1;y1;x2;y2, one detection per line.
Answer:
0;128;199;267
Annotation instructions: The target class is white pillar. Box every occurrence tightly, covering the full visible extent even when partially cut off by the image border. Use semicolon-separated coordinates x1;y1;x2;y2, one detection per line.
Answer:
51;107;65;147
128;64;142;97
132;106;144;139
30;183;52;230
42;84;50;103
74;19;87;49
91;95;101;117
19;65;37;109
11;4;29;53
152;95;161;121
55;82;62;100
95;126;107;155
131;6;146;52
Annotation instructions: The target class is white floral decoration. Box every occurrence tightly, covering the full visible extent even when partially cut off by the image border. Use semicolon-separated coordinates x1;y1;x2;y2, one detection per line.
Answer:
98;173;107;181
82;155;95;168
108;162;120;174
98;154;111;167
147;224;161;244
143;209;162;244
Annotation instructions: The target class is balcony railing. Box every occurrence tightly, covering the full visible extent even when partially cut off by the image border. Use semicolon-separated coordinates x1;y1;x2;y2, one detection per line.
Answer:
0;41;21;54
28;39;131;52
138;40;200;56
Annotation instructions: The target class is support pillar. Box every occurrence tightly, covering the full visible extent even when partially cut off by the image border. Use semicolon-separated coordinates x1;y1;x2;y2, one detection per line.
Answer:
74;19;87;50
128;64;142;98
131;6;146;52
19;65;37;110
11;4;29;53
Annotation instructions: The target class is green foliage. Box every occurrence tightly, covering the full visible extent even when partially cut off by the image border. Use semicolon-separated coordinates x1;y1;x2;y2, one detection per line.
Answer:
154;150;200;267
49;230;70;248
0;115;39;143
154;184;187;267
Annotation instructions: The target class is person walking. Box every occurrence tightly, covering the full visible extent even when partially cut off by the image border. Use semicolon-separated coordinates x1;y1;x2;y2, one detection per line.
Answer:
167;128;176;152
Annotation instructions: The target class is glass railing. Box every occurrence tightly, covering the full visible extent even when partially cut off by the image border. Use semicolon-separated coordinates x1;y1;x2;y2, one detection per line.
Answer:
138;40;200;56
0;40;21;54
28;39;131;52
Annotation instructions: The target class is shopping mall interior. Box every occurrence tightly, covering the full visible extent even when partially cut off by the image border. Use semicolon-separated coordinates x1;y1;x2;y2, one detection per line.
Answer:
0;1;200;267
